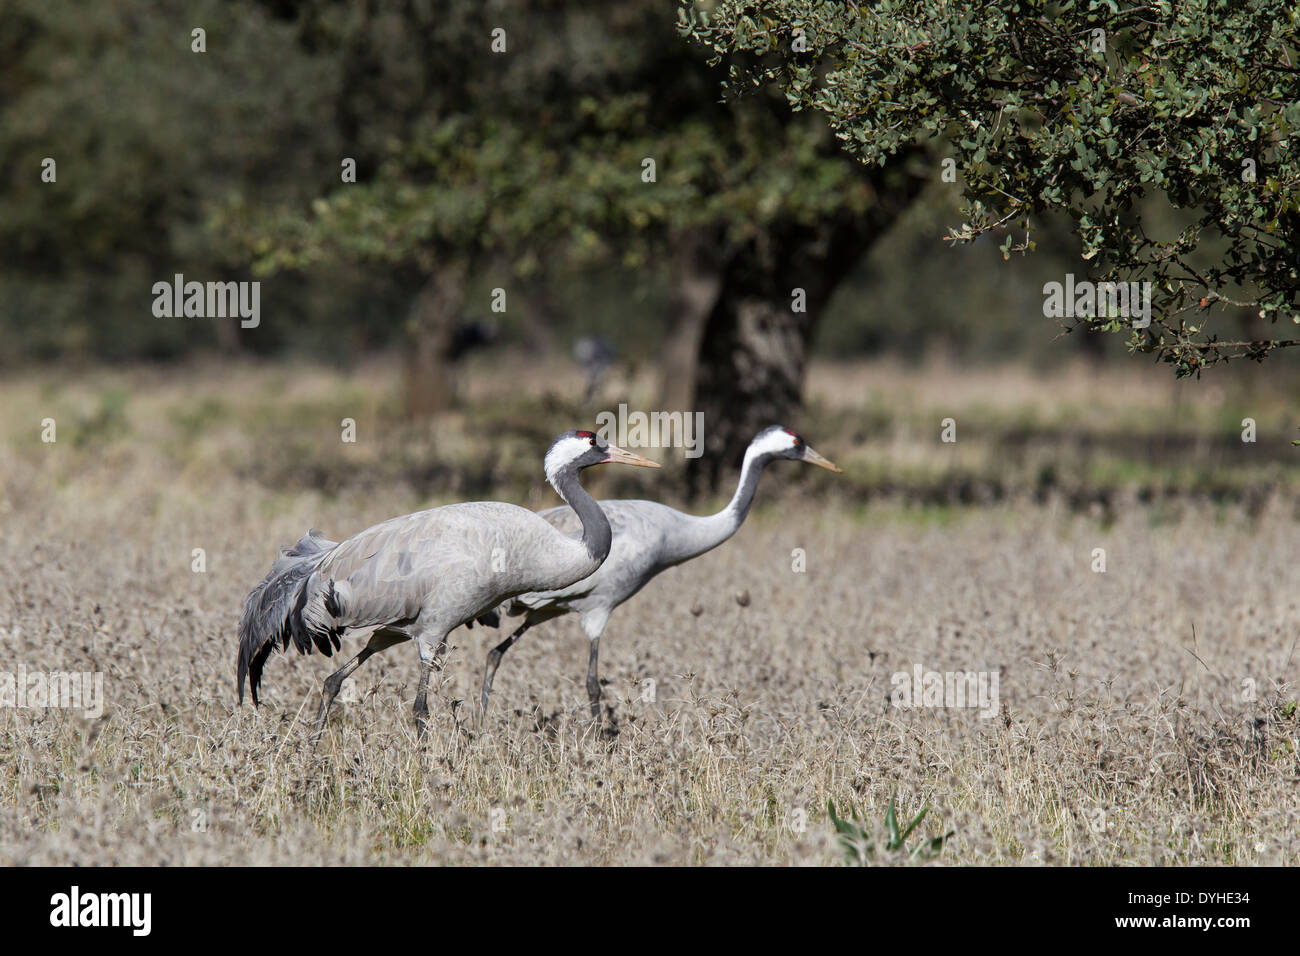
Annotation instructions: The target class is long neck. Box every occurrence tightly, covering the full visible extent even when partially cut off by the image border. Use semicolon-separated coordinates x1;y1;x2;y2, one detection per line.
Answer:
663;446;772;564
552;466;612;564
721;444;771;527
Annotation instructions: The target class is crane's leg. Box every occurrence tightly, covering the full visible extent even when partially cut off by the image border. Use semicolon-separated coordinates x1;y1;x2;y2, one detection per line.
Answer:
412;661;434;738
312;646;373;737
312;626;411;742
412;633;450;742
477;608;564;725
581;610;611;725
585;638;602;721
479;621;532;723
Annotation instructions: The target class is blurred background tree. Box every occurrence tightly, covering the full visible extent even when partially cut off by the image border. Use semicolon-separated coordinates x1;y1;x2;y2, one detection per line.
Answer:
0;0;361;360
3;0;1293;492
216;0;934;487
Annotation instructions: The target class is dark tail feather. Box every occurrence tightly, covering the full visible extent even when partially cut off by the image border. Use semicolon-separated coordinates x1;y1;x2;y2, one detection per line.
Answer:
237;529;336;706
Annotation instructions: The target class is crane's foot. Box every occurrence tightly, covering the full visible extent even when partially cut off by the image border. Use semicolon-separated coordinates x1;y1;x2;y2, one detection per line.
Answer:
449;699;477;742
411;660;435;744
585;690;619;740
595;706;619;740
413;698;430;741
479;649;504;728
311;674;345;744
412;703;431;747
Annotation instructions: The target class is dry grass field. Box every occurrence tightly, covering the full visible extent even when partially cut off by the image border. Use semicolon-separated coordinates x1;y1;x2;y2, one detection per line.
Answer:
1;355;1298;865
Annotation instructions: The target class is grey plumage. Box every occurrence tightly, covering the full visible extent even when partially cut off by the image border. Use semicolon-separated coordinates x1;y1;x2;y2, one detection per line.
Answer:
237;529;338;706
235;430;659;737
480;425;842;722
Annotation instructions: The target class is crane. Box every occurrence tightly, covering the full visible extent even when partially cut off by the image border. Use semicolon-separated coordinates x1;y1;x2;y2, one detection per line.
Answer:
479;425;841;722
573;335;616;402
236;430;659;738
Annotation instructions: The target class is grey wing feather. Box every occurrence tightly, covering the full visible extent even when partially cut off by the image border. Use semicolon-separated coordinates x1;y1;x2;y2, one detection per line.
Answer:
302;501;573;634
238;501;584;703
236;529;338;705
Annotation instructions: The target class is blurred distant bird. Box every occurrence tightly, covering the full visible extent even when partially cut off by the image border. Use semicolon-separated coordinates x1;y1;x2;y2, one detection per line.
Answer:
573;335;616;402
236;430;659;738
480;426;842;723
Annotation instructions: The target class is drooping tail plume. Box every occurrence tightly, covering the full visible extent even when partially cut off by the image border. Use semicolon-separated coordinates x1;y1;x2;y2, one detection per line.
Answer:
236;529;338;705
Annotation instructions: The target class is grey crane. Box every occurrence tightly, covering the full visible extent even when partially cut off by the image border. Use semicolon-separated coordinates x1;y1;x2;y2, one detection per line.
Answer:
479;425;841;722
573;335;616;402
236;429;659;737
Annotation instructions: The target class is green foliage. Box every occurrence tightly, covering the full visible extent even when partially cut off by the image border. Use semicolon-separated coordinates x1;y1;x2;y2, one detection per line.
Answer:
827;794;952;864
0;0;349;362
684;0;1300;375
14;0;1289;373
218;0;883;279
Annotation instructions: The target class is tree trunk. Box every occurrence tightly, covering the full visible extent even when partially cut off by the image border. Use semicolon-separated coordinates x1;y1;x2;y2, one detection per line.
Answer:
517;275;557;355
214;310;243;354
688;237;824;494
402;261;467;418
659;231;723;414
688;166;927;493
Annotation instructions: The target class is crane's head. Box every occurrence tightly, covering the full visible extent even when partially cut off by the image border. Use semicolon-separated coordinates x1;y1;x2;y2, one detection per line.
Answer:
752;425;843;472
545;429;660;485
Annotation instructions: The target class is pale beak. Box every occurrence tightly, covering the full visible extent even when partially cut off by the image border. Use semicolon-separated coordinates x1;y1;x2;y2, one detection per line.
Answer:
603;444;661;468
802;445;843;473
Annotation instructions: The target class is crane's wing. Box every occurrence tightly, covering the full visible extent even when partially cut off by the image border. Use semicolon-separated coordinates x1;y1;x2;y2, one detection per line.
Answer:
237;529;339;704
303;501;574;635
